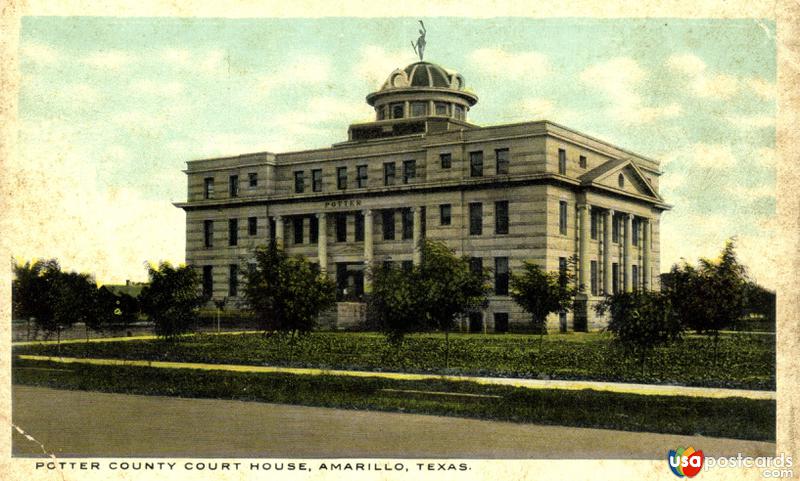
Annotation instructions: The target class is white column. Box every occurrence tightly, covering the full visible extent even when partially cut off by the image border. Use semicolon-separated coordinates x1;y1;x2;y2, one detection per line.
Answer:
603;210;614;295
643;218;651;291
317;213;327;273
274;215;284;248
578;204;590;293
412;206;422;265
363;210;373;293
624;213;633;293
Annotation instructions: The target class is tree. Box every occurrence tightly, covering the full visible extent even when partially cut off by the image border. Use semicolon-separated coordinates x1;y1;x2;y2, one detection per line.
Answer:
663;239;749;364
139;261;204;341
595;291;682;375
12;259;99;343
366;262;427;344
367;240;490;367
417;240;491;367
510;260;577;349
243;241;337;340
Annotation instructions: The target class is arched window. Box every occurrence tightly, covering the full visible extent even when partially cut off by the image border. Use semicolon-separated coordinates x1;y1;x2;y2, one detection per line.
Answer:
618;173;625;188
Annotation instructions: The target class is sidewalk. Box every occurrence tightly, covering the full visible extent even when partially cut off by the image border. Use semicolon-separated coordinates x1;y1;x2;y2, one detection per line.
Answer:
12;330;259;347
17;354;776;401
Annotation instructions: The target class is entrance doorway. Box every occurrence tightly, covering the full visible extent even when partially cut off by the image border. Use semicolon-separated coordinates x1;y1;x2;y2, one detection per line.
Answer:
468;312;483;333
335;262;364;301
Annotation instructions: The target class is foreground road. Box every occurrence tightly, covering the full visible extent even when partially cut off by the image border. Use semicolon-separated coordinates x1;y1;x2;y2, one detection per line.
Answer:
12;386;775;459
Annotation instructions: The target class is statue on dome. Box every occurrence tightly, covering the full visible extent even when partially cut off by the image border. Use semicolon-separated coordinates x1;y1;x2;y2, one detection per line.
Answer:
411;20;426;61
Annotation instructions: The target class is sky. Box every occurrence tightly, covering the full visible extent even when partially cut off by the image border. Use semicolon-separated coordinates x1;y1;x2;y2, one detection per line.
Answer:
9;16;777;288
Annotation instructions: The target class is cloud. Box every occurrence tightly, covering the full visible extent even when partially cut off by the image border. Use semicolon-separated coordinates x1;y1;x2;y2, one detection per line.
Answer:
658;171;686;194
747;78;776;100
20;41;59;65
689;143;738;169
468;48;550;81
580;57;681;124
666;53;740;100
689;73;739;99
726;183;775;200
754;147;776;168
517;97;580;124
81;50;135;70
130;79;185;97
256;55;332;95
159;47;226;74
353;46;410;89
666;53;706;75
2;120;184;284
279;95;373;137
725;113;775;129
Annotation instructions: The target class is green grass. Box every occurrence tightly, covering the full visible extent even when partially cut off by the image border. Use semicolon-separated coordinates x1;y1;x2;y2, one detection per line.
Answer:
13;331;775;390
12;358;775;442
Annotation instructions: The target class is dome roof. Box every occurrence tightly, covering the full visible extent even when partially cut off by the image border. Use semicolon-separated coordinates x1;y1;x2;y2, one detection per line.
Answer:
379;61;466;91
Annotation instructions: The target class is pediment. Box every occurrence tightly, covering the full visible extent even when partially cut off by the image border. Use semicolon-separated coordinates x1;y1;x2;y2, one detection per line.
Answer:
579;158;661;200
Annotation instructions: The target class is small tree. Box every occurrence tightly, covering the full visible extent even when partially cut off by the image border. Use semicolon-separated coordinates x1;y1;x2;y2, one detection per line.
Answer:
417;240;491;367
51;271;100;341
366;262;426;344
243;241;337;343
663;239;749;364
596;291;682;375
139;261;203;341
12;259;59;340
510;260;577;349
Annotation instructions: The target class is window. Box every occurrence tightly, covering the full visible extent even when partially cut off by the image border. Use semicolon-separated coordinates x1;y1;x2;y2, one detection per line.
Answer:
558;149;567;174
470;151;483;177
229;175;239;197
203;177;214;199
382;210;395;240
495;257;509;295
435;102;449;116
228;219;238;246
632;265;640;291
612;215;620;243
454;104;465;120
355;212;364;241
579;155;587;169
402;160;416;184
310;215;319;243
202;266;212;299
590;260;598;295
203;220;213;247
590;210;598;240
401;208;413;240
401;260;413;272
469;257;483;276
410;101;427;117
618;173;625;188
248;172;258;188
356;165;368;188
469;202;483;235
440;153;452;169
293;217;304;244
440;204;451;226
391;103;404;119
269;217;276;242
632;218;640;245
248;217;257;236
495;201;509;235
559;257;568;287
336;213;347;242
312;169;322;192
612;263;620;294
496;148;509;175
559;201;568;235
228;264;238;297
494;313;509;333
336;167;347;190
294;171;305;193
383;162;396;186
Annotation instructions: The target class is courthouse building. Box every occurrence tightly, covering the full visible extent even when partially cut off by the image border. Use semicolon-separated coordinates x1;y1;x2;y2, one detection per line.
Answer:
176;60;670;332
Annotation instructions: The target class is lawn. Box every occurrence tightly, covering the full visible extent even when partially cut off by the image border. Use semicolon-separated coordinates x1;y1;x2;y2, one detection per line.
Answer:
12;358;776;441
13;330;775;390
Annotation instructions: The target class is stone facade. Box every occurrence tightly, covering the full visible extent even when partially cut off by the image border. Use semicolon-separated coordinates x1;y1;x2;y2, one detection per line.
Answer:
176;61;670;333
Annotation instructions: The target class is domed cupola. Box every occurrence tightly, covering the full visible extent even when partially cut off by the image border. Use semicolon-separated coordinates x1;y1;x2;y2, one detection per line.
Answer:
366;61;478;122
